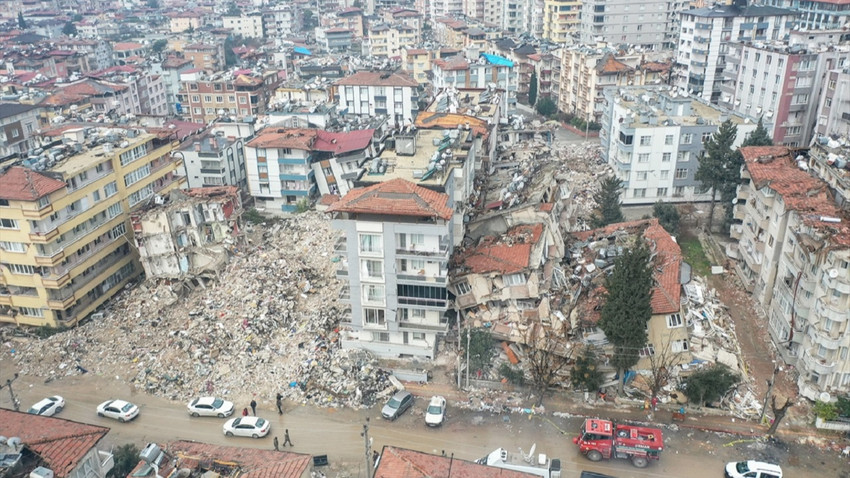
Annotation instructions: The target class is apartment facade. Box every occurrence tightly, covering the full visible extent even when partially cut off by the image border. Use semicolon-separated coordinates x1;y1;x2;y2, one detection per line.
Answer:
222;14;265;39
763;0;850;30
334;71;419;128
731;145;850;401
600;86;757;205
177;131;247;189
814;68;850;138
431;54;518;110
0;128;184;327
543;0;580;43
559;48;644;123
329;178;454;359
177;70;282;123
675;4;797;103
579;0;685;50
0;104;41;160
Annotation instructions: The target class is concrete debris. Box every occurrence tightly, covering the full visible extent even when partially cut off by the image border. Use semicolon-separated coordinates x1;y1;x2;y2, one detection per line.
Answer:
8;212;400;409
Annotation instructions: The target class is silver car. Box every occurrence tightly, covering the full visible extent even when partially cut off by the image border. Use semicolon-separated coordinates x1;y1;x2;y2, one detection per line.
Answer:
381;391;413;420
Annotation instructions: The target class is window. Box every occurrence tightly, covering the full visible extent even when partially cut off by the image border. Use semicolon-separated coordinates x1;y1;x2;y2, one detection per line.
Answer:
667;313;683;327
0;199;7;207
9;263;37;275
19;307;44;318
363;284;385;304
277;148;293;155
124;164;151;187
120;144;148;166
637;171;648;181
363;308;386;326
640;135;651;146
503;273;526;286
633;188;646;198
372;332;390;342
678;151;690;162
128;184;154;206
638;153;650;163
681;133;692;144
38;196;50;208
657;187;668;197
104;181;118;198
675;168;688;179
455;281;472;295
702;132;712;143
672;339;689;353
359;234;383;255
0;218;19;229
639;344;656;357
660;170;669;180
92;190;101;202
0;241;26;252
107;202;123;219
664;135;674;145
674;185;685;197
361;259;384;280
412;332;426;341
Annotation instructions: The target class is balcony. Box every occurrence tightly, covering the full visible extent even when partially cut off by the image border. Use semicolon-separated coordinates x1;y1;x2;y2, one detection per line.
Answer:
34;249;66;267
815;297;848;323
21;203;55;220
399;320;448;331
29;227;60;244
822;274;850;295
336;261;349;278
807;325;843;350
395;243;450;260
338;285;350;303
802;348;836;375
333;236;347;255
397;296;448;309
397;273;447;284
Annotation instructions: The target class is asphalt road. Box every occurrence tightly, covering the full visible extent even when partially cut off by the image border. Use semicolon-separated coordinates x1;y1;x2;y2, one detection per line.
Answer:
5;370;843;478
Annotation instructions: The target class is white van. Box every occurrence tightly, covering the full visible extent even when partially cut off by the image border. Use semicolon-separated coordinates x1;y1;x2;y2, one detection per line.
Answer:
725;461;783;478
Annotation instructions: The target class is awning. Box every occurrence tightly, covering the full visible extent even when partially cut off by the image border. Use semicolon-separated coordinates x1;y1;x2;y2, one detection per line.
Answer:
293;46;312;56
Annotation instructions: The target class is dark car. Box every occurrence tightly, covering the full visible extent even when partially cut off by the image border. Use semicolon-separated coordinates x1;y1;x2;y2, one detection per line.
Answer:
580;472;617;478
381;391;414;420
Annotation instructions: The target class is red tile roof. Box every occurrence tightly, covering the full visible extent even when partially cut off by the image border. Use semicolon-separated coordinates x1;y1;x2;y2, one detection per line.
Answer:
433;57;469;71
597;53;633;75
247;128;373;154
0;409;109;478
314;128;374;154
130;441;311;478
459;223;545;275
318;193;340;205
335;70;418;87
112;41;144;51
415;111;489;138
376;446;539;478
0;166;66;201
405;48;428;55
247;128;315;149
328;178;452;219
643;220;682;315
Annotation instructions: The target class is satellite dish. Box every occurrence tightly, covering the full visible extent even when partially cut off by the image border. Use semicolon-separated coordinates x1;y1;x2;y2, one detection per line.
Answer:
829;269;839;279
820;392;831;402
731;198;738;204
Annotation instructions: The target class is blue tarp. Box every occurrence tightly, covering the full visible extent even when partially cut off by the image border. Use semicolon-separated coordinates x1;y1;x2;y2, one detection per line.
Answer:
480;53;514;68
294;46;312;56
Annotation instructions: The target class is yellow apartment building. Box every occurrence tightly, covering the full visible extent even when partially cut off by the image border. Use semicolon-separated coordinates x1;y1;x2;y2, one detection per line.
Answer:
543;0;580;43
0;128;185;327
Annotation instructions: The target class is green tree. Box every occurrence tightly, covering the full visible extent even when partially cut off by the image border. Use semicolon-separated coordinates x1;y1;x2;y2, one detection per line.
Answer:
590;176;625;228
462;328;494;376
598;240;654;394
570;346;604;392
303;9;318;29
17;12;27;29
528;70;538;106
695;119;739;232
146;0;158;7
107;443;140;478
226;2;241;15
72;13;83;21
813;400;839;421
62;21;77;36
224;35;238;66
742;117;773;147
683;364;739;407
652;201;680;235
535;97;557;117
151;39;168;54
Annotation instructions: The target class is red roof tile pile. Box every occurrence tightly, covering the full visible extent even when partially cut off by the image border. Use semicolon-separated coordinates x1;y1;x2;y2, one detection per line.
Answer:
335;70;418;87
459;223;545;275
643;220;682;314
376;446;539;478
328;178;452;219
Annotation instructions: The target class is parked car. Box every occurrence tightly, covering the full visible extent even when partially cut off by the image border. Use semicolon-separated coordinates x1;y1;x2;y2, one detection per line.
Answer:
187;397;234;418
425;396;446;427
381;390;413;420
96;399;139;422
580;472;618;478
27;396;65;417
223;416;270;438
725;461;783;478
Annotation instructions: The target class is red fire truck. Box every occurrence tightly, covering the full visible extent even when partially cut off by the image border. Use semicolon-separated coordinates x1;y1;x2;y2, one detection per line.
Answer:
572;418;664;468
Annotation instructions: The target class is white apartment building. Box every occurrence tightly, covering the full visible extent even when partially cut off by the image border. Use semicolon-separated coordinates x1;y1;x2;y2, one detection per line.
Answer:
328;179;454;359
177;130;247;190
814;68;850;139
731;144;850;401
334;71;420;128
763;0;850;30
431;54;518;110
600;86;757;205
222;14;265;39
719;41;850;147
579;0;685;50
429;0;463;22
676;3;797;103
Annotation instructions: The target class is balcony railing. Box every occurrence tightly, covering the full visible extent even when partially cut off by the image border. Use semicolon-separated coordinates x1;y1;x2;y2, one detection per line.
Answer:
397;296;448;309
807;325;842;350
395;244;450;259
815;297;848;323
802;348;836;375
399;320;448;331
397;273;447;284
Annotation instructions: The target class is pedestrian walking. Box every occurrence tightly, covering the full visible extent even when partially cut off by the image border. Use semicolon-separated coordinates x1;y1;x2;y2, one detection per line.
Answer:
250;399;257;416
651;396;659;411
273;436;279;451
242;407;248;417
282;429;293;446
276;393;283;415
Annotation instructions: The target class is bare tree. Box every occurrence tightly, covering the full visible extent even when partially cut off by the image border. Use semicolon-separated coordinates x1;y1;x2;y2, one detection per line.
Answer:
766;394;793;436
524;319;574;407
645;334;681;401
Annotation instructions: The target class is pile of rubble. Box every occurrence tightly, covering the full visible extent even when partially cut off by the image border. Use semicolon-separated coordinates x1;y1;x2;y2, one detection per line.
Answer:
8;212;397;409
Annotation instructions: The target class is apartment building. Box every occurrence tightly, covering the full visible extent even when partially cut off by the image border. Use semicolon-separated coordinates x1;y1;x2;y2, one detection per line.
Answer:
579;0;685;51
560;47;671;123
112;42;147;65
675;3;797;103
763;0;850;30
54;78;140;117
183;43;225;73
156;56;195;117
527;50;562;101
169;10;208;33
719;41;850;147
543;0;580;43
328;178;454;359
814;68;850;138
55;39;114;72
401;48;432;84
177;70;282;123
0;104;42;160
262;4;302;40
730;145;850;400
600;86;757;205
0;128;184;327
316;28;356;53
333;71;419;128
176;130;247;189
429;0;464;22
222;14;265;39
368;24;418;58
431;54;518;110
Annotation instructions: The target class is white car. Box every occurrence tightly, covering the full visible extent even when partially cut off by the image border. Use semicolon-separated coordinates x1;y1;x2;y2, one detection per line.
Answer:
187;397;234;418
27;396;65;417
725;461;783;478
96;399;140;422
223;416;270;438
425;395;447;427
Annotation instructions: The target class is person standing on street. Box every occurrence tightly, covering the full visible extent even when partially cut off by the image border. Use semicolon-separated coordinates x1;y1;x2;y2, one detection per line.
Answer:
276;393;283;415
250;399;257;416
242;407;248;417
651;396;659;411
273;436;279;451
282;429;293;446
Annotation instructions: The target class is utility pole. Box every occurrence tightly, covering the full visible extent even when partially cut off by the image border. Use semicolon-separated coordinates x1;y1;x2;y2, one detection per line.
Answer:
361;418;372;478
759;365;779;423
465;327;470;389
0;373;20;411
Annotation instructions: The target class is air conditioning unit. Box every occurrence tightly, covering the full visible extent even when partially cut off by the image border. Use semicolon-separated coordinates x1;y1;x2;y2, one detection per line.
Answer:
30;467;54;478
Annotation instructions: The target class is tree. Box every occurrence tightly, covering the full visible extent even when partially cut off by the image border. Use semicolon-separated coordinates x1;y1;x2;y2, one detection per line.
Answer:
17;12;27;29
535;97;557;117
107;443;140;478
303;9;318;30
226;2;241;15
62;21;77;36
813;400;839;421
645;334;681;401
766;394;793;436
524;320;573;406
590;177;625;228
151;39;168;54
570;345;604;393
683;364;739;407
695;120;738;232
528;71;538;106
742;117;773;147
598;240;654;394
146;0;158;7
461;327;494;377
224;35;238;66
652;201;680;236
72;13;83;21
